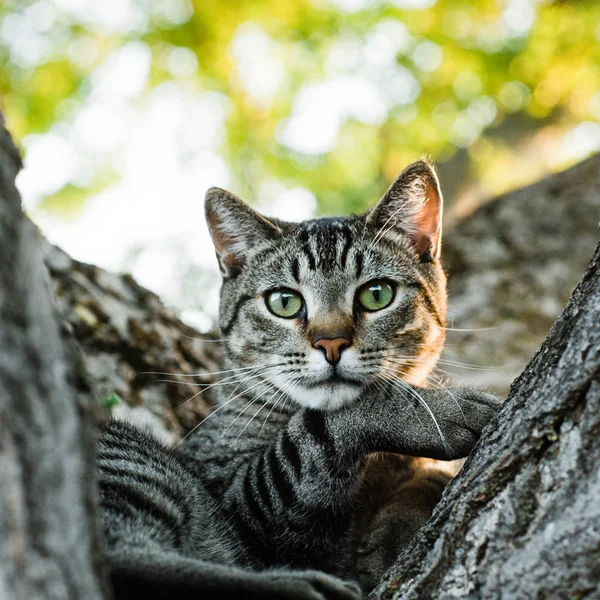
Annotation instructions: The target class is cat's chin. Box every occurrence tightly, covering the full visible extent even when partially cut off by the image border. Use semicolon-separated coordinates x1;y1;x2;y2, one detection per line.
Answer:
289;381;364;411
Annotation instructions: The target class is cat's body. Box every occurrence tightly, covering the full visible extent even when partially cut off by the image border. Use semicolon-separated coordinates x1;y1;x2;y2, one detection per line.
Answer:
98;161;501;599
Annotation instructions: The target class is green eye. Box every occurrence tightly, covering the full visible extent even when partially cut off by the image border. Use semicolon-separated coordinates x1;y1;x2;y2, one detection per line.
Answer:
266;289;303;318
357;280;395;312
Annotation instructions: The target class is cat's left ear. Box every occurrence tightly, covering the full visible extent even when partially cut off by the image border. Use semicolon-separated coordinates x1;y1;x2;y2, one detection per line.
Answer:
205;187;282;275
366;160;443;262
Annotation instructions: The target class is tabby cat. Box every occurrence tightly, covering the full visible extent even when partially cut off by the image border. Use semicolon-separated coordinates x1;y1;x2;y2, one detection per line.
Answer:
98;160;500;599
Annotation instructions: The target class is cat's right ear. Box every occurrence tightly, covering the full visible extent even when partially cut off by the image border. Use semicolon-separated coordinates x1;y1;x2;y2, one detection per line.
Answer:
366;160;443;262
205;188;282;275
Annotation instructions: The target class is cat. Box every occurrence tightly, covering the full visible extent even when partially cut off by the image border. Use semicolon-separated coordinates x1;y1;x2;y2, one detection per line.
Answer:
98;160;501;599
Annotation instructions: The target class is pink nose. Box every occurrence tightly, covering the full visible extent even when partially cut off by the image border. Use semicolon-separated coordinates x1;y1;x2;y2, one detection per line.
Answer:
312;337;351;366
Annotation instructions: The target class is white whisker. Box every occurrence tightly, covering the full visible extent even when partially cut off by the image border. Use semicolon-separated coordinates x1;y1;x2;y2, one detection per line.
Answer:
141;364;268;378
441;326;500;332
233;385;283;444
259;378;299;437
175;365;283;410
377;368;451;456
221;380;279;441
176;367;286;445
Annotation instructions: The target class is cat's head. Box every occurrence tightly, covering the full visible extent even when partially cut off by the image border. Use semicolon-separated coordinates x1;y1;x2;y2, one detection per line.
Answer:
205;160;446;411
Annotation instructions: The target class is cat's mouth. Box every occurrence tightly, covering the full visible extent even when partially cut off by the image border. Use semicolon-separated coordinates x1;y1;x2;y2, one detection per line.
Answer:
288;373;365;410
270;366;369;410
302;373;364;388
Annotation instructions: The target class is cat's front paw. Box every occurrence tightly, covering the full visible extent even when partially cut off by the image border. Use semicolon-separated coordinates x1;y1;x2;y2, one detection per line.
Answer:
421;386;503;459
266;569;362;600
451;387;502;437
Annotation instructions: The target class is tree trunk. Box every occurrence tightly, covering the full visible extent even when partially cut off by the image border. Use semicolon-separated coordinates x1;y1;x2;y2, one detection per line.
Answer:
371;242;600;599
0;117;106;597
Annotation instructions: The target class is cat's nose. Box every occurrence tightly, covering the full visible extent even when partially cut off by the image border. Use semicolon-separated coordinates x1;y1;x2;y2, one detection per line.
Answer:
312;336;351;366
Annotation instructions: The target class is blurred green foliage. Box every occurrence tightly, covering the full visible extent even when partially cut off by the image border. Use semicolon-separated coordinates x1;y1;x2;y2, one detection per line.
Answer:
1;0;599;216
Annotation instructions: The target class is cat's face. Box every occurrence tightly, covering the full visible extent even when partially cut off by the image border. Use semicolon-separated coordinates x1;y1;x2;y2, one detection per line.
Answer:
205;161;447;411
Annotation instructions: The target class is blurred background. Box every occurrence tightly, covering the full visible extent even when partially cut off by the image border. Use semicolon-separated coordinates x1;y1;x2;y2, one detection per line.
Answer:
1;0;600;332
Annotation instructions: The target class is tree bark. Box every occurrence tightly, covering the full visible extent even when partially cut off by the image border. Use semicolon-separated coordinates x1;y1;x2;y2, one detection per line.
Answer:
371;242;600;599
42;240;221;443
441;153;600;394
0;117;106;597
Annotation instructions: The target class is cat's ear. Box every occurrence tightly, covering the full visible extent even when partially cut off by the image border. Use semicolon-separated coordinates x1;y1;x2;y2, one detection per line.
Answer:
366;160;443;262
205;187;282;274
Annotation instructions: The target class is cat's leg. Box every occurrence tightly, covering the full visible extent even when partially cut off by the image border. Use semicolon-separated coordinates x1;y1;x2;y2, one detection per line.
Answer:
217;385;500;578
99;420;361;600
108;548;361;600
328;385;501;462
354;455;453;591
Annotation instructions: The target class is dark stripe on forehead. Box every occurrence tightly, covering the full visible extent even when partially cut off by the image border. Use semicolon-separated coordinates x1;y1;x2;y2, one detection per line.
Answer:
299;227;311;243
221;294;252;335
302;244;316;270
291;257;300;283
355;253;363;279
339;227;353;269
321;225;347;271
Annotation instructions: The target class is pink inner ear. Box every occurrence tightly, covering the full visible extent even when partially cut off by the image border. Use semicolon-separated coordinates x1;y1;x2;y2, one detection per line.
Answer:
412;181;442;259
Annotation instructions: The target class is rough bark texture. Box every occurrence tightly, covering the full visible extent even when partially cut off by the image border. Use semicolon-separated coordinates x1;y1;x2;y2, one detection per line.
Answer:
371;242;600;600
43;240;221;443
442;153;600;394
0;118;105;597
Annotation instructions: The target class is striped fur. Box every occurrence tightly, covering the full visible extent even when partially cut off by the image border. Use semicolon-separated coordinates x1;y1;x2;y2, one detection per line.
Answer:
98;161;501;598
